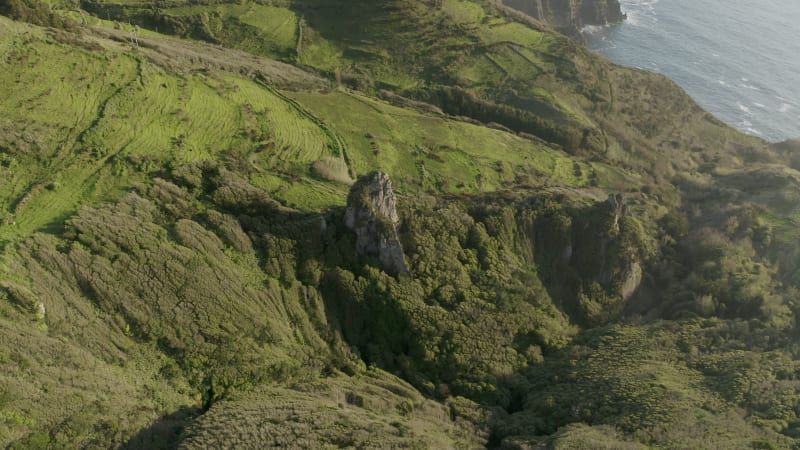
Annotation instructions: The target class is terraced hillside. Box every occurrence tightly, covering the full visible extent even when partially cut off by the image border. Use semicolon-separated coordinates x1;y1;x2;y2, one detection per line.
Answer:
3;0;800;448
67;0;768;172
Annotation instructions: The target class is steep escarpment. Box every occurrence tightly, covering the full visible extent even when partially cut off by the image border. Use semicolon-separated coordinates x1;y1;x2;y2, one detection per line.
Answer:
502;0;625;36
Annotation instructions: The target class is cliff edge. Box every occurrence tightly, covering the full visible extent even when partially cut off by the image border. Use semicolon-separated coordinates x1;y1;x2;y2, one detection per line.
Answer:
502;0;625;37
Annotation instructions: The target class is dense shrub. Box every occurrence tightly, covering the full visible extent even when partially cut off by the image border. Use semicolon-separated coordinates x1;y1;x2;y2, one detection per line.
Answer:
0;0;77;29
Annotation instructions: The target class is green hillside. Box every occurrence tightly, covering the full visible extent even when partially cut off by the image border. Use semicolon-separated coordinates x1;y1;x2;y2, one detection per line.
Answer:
3;0;800;448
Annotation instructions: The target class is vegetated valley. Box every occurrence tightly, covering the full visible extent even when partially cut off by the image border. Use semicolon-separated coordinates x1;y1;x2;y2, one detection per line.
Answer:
2;0;800;448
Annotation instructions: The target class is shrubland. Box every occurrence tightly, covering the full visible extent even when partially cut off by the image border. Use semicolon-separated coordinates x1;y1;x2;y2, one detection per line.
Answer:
2;1;800;448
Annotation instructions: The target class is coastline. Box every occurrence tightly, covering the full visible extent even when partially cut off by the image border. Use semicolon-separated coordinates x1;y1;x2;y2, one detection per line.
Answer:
502;0;626;40
582;0;800;142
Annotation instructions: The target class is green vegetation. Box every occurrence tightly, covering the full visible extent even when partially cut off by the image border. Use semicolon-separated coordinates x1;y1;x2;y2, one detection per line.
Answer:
3;0;800;448
178;369;485;449
159;3;299;60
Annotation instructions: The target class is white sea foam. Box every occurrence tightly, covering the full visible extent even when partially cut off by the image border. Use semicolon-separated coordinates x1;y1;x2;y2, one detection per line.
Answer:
738;119;763;136
754;102;766;108
582;24;607;34
737;102;752;115
779;103;793;113
621;0;661;27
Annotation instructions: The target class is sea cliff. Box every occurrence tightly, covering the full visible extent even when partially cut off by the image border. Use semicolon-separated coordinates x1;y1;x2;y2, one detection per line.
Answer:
502;0;625;36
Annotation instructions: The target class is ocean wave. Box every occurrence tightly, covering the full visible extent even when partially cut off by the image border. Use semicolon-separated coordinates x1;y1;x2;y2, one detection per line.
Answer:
620;0;661;27
738;119;763;136
737;102;753;115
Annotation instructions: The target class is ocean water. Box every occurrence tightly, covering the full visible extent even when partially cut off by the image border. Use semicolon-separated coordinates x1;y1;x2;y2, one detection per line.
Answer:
584;0;800;142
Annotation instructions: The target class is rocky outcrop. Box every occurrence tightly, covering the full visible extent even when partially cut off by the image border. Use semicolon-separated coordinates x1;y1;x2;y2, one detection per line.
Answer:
620;261;642;301
344;172;408;276
578;0;626;26
605;194;640;301
552;193;645;325
502;0;625;37
607;193;628;230
603;194;640;286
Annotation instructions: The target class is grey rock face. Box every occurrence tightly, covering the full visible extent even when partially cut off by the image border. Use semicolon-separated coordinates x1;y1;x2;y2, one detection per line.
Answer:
605;194;641;300
620;261;642;301
607;192;627;230
502;0;625;37
344;172;408;276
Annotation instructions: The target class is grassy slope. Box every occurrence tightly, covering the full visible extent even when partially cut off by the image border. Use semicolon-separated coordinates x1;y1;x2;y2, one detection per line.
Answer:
178;369;485;449
0;14;602;448
287;90;600;191
3;1;800;449
0;181;337;447
81;0;768;176
0;11;646;248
